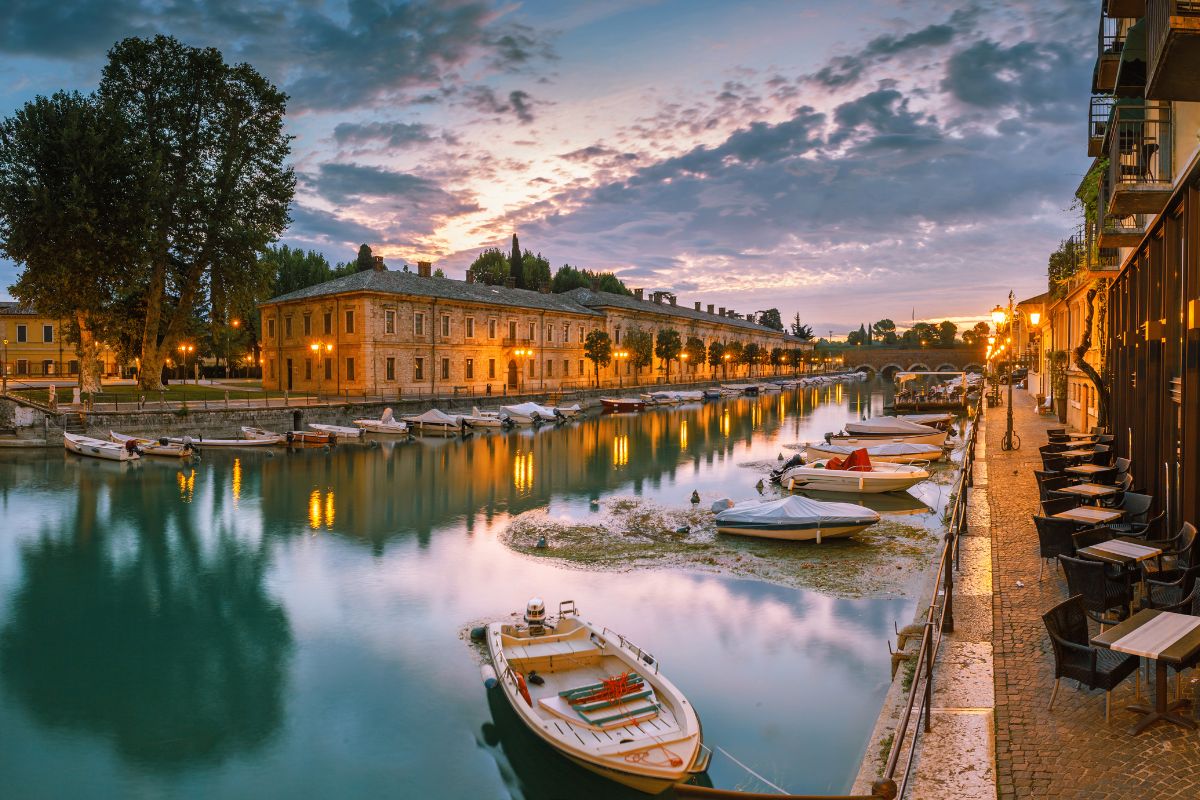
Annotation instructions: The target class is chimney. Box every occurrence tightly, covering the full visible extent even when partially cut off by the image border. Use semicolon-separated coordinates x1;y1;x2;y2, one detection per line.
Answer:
707;304;714;314
465;270;475;284
669;296;677;306
417;260;432;278
694;302;701;311
727;309;736;318
372;255;386;271
590;277;601;291
505;276;516;289
635;288;644;301
718;307;725;316
539;283;551;294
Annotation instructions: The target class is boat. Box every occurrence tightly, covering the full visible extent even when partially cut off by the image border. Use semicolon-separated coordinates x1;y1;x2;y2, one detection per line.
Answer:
641;392;678;406
546;403;581;419
241;425;330;445
65;432;141;461
486;599;708;794
353;408;410;435
702;389;722;400
778;453;929;494
502;402;559;424
800;442;945;464
401;408;468;435
109;431;195;457
893;413;955;428
714;495;880;542
599;397;645;412
165;433;282;447
827;428;948;447
308;423;365;439
462;407;509;428
844;418;944;437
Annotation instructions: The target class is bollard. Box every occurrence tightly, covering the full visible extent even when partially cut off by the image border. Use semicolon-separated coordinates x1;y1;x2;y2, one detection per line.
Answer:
943;545;955;633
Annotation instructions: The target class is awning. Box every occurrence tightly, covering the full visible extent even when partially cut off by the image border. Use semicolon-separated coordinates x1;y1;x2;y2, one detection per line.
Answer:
1114;18;1146;98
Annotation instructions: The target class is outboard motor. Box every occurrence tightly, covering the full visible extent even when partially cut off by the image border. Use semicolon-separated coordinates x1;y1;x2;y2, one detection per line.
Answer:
524;597;547;636
770;453;804;483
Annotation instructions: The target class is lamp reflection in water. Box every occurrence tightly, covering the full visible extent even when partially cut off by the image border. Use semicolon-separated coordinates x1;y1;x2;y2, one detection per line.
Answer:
308;489;336;529
176;469;195;503
611;435;629;467
720;410;730;438
513;451;535;494
679;420;688;450
232;458;242;507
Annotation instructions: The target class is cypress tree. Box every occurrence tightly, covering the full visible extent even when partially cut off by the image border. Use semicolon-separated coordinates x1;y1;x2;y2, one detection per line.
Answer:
355;243;374;272
509;233;524;288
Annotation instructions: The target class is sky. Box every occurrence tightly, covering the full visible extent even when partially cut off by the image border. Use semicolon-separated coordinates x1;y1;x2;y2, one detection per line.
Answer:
0;0;1093;334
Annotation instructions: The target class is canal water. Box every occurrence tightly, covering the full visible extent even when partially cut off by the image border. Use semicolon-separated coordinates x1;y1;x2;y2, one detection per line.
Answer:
0;379;950;798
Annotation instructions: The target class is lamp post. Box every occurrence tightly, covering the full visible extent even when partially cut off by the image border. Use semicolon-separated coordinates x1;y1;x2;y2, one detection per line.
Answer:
310;341;333;396
680;351;688;383
177;343;195;384
514;347;533;392
992;292;1020;450
1;337;7;395
614;349;629;388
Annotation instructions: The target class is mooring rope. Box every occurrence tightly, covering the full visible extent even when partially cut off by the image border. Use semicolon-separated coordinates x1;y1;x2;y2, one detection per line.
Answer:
713;745;789;796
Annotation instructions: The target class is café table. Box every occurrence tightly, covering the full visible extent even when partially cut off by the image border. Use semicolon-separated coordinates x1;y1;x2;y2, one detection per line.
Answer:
1058;448;1098;459
1065;464;1111;477
1052;506;1125;525
1076;537;1162;567
1057;482;1121;502
1093;609;1200;733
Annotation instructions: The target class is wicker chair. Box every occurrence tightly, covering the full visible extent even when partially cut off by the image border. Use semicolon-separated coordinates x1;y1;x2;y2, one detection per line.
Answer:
1040;443;1069;454
1090;445;1114;467
1042;496;1081;517
1106;493;1153;532
1115;457;1131;476
1143;523;1199;583
1046;428;1067;437
1042;595;1139;722
1038;476;1073;502
1058;554;1133;628
1143;565;1200;611
1035;515;1081;579
1043;455;1068;473
1034;469;1062;484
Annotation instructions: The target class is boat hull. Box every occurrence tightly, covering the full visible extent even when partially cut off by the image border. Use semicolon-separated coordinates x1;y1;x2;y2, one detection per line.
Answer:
803;445;943;464
784;471;925;494
109;432;193;457
829;431;947;448
353;420;410;435
166;435;280;447
600;398;644;412
716;521;872;541
308;424;364;438
64;433;138;461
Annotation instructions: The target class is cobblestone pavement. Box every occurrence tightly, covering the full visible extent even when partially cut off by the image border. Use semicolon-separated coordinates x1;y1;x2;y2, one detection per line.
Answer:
989;392;1200;798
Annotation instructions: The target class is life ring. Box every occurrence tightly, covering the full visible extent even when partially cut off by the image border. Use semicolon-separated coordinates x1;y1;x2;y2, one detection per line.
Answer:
516;673;532;707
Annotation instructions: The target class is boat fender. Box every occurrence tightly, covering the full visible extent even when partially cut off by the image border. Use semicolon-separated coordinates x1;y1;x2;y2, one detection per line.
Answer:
528;671;545;686
480;664;498;689
516;673;532;706
470;626;488;641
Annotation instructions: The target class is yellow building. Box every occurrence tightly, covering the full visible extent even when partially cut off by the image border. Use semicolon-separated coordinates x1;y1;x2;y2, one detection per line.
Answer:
0;302;71;379
258;262;790;395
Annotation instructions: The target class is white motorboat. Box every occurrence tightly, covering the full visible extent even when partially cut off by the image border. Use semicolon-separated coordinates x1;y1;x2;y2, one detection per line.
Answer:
828;429;947;447
801;442;945;464
845;418;943;436
546;403;581;418
308;423;364;439
463;407;508;428
165;433;282;447
486;599;709;794
714;495;880;542
502;402;559;424
353;408;410;435
109;431;195;458
779;459;929;494
402;408;467;435
894;413;955;428
65;432;140;461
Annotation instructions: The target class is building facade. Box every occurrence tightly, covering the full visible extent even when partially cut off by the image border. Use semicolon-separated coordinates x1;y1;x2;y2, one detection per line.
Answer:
0;303;72;379
257;263;793;397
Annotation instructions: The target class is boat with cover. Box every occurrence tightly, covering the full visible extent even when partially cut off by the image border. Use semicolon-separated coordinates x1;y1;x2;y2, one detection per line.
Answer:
502;402;559;424
486;599;708;794
778;448;929;494
714;495;880;542
242;425;330;445
462;407;509;428
546;403;581;418
845;417;943;436
600;397;645;412
166;432;282;447
801;441;944;464
353;408;410;435
893;413;954;428
308;423;364;439
402;408;468;435
109;431;194;457
828;427;947;447
702;388;722;400
65;432;141;461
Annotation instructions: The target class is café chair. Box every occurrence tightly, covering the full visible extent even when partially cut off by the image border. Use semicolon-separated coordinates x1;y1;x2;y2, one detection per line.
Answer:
1043;595;1139;723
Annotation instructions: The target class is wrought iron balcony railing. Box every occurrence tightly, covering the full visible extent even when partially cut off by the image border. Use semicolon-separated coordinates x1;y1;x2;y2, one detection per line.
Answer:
1104;102;1173;216
1147;0;1200;100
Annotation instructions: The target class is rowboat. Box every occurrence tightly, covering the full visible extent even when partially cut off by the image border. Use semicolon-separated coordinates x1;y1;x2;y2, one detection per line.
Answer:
354;409;410;435
241;426;330;445
779;459;929;494
65;432;140;461
640;393;678;406
845;418;943;437
165;433;282;447
600;397;644;412
308;423;364;439
801;441;944;464
110;431;195;457
893;413;955;428
828;429;947;448
486;599;708;794
402;408;468;435
714;495;880;542
702;389;722;400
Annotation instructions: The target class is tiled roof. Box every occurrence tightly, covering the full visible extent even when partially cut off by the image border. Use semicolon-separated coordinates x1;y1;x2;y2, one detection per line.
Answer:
0;301;36;316
562;287;784;335
261;269;602;316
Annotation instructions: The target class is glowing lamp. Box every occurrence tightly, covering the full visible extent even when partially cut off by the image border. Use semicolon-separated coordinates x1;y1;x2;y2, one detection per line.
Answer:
991;305;1007;326
1029;311;1041;326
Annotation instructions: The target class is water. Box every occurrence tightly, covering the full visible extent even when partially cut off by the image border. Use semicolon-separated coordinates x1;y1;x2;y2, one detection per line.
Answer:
0;379;946;798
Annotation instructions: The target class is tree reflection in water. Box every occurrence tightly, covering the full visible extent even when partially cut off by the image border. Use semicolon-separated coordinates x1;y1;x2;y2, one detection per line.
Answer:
0;457;292;770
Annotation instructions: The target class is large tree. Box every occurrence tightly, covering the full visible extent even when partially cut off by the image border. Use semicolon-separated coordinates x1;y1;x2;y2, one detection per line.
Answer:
264;245;337;296
0;91;142;394
583;329;611;387
758;308;784;331
550;265;631;295
742;342;761;376
655;328;682;382
354;244;375;272
962;321;990;348
872;319;898;344
467;248;509;285
684;336;706;377
708;341;726;378
936;320;957;347
99;35;294;389
624;328;653;380
521;250;551;290
790;313;814;340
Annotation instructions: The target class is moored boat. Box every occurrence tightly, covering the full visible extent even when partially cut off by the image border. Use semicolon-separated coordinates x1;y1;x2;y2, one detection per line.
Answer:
165;433;282;447
242;425;330;445
353;409;410;435
65;432;140;461
308;423;364;439
892;413;955;429
546;403;581;418
844;418;943;437
463;407;509;428
828;429;947;447
714;495;880;542
779;456;929;494
502;402;559;424
110;431;195;457
486;599;708;794
402;408;468;435
801;441;944;464
599;397;645;412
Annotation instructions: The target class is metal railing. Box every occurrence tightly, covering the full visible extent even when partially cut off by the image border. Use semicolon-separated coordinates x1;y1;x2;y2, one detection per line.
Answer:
1106;103;1173;193
1147;0;1200;89
1089;95;1115;151
879;408;981;797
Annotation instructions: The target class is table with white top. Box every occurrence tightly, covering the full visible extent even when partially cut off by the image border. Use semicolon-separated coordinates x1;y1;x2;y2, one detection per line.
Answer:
1076;537;1162;567
1056;482;1120;501
1065;464;1111;477
1093;609;1200;733
1052;506;1125;525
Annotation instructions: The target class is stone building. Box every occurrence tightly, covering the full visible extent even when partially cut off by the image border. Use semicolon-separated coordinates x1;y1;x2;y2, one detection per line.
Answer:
0;303;72;378
258;262;792;396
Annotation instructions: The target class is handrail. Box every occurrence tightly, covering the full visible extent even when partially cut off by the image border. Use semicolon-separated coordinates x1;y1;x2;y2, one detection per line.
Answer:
880;407;981;797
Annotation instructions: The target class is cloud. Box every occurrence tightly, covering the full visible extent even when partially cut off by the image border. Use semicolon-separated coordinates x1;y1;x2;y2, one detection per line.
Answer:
311;163;478;216
288;204;383;247
809;23;956;88
332;121;437;149
940;39;1084;117
461;85;540;123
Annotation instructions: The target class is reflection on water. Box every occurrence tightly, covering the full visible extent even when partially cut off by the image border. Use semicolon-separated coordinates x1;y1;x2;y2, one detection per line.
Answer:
0;379;935;797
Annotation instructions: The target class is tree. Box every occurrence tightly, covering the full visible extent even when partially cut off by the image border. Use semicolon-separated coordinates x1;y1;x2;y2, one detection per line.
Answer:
0;91;142;394
846;324;867;346
262;245;337;296
872;319;898;344
1075;287;1110;427
624;328;653;380
708;341;726;378
467;248;509;285
655;328;682;382
522;250;551;290
962;321;991;348
770;347;785;374
790;313;814;340
509;233;524;288
937;320;957;347
99;35;294;389
684;337;706;377
901;322;938;347
758;308;784;331
726;341;744;375
355;244;374;272
432;267;445;278
583;329;611;387
742;342;760;376
550;265;631;295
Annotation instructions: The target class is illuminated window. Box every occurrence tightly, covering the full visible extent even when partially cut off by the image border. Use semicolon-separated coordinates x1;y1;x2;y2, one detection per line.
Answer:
414;357;424;381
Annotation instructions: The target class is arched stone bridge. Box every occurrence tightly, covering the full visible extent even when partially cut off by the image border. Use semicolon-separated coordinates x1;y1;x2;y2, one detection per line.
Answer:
842;348;986;380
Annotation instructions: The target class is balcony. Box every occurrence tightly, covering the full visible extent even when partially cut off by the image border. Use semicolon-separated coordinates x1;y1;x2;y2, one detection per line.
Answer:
1088;95;1115;156
1108;0;1147;15
501;337;533;348
1104;102;1172;215
1094;14;1127;92
1147;0;1200;100
1098;170;1150;247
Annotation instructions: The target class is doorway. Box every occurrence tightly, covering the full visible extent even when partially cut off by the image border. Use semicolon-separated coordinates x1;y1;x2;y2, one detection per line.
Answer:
507;360;518;389
286;358;293;391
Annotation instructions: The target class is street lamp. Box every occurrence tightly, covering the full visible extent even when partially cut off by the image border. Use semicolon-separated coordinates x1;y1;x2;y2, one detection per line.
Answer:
177;343;195;383
614;349;629;388
514;347;534;392
993;291;1021;451
1;337;7;395
310;341;333;396
680;351;689;382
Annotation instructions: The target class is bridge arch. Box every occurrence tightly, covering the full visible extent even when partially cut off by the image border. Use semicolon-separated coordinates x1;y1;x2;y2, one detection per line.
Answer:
854;364;875;374
880;363;904;381
935;363;958;372
907;363;931;372
963;362;984;374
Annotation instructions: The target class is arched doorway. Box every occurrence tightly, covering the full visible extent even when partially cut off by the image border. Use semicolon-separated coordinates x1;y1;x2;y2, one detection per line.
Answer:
507;360;518;389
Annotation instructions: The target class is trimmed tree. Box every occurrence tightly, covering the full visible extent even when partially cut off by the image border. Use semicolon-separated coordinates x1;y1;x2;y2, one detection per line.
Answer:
584;329;612;387
742;342;761;377
625;328;653;382
708;341;726;379
655;328;682;383
355;244;374;272
684;337;706;378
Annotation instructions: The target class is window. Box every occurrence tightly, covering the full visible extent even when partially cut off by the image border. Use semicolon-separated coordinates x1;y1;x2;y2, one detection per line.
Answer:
323;312;332;335
305;359;312;380
488;358;496;379
42;324;53;343
579;359;584;375
415;312;425;337
16;359;28;375
414;357;424;381
385;357;395;381
303;315;311;336
486;319;496;338
385;310;395;334
527;322;535;340
563;324;569;343
546;324;553;343
345;310;355;334
563;359;568;376
528;360;534;377
466;358;474;379
346;357;355;381
578;326;584;342
324;358;332;380
266;319;275;339
615;327;621;344
466;318;475;338
268;358;276;378
441;314;450;337
284;317;292;338
441;357;449;380
545;359;553;377
508;320;517;340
